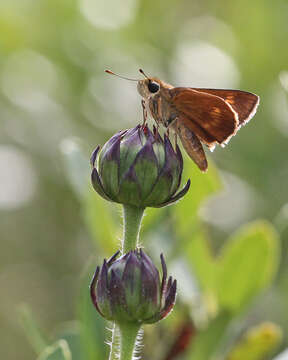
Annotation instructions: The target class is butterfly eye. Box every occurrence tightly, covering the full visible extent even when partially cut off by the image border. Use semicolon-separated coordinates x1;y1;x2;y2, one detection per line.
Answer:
148;81;160;93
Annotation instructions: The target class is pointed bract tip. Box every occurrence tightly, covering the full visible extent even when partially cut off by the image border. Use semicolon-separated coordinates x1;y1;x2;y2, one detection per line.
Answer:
160;254;167;282
107;250;121;265
90;145;100;167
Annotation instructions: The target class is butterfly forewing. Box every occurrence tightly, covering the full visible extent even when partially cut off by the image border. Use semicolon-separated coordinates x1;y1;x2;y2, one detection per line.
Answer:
192;88;259;125
170;87;238;146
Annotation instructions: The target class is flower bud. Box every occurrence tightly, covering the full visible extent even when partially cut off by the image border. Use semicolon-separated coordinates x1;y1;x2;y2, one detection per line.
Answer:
91;125;190;208
90;250;177;324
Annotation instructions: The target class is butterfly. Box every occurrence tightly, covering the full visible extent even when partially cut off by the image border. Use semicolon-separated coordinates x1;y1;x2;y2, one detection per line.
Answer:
106;69;260;171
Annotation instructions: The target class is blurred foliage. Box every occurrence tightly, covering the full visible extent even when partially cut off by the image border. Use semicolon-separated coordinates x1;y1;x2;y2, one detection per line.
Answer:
37;340;72;360
0;0;288;359
226;322;282;360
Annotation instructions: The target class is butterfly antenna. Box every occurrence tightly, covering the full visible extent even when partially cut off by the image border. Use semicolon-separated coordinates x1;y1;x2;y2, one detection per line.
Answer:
105;70;139;82
139;68;149;79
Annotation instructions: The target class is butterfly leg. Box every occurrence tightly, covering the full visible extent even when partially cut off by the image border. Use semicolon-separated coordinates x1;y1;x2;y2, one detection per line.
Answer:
166;127;170;138
174;132;178;148
156;122;160;137
165;115;178;142
141;100;147;125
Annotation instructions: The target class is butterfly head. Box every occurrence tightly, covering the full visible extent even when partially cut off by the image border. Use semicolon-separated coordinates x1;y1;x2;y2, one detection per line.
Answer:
137;77;161;99
136;68;161;99
105;68;161;99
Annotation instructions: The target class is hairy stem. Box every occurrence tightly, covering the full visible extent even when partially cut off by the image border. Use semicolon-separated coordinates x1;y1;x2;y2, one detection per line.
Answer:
108;323;119;360
122;205;145;253
108;205;145;360
119;323;141;360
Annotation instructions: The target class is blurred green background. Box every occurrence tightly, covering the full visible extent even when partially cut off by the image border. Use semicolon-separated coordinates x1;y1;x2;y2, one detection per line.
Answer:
1;0;288;359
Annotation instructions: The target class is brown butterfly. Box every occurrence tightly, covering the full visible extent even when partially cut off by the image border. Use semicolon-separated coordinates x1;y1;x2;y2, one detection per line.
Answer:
105;69;259;171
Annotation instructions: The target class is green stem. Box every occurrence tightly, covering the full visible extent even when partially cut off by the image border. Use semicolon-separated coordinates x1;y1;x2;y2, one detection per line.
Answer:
108;323;119;360
108;205;145;360
122;205;145;253
119;323;141;360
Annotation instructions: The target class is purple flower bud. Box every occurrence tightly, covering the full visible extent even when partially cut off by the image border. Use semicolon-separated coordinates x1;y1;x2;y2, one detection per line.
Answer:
91;125;190;208
90;250;177;324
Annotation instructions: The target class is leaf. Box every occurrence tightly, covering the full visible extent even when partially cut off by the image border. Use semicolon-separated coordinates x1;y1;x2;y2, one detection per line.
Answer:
217;221;279;311
174;156;221;239
226;322;282;360
183;228;216;292
53;321;83;360
37;340;72;360
77;273;108;360
83;189;120;253
18;304;47;354
188;311;231;360
172;158;221;295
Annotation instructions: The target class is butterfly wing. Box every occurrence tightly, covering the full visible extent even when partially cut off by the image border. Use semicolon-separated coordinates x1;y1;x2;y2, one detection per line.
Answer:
174;119;208;172
192;88;259;126
170;87;238;147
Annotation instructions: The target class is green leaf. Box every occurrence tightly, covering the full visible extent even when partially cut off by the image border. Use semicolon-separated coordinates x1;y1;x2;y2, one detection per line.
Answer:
183;229;217;292
77;274;108;360
174;156;221;239
37;340;72;360
217;221;279;311
188;311;231;360
53;321;83;360
83;189;120;253
173;157;221;294
226;322;282;360
18;304;47;354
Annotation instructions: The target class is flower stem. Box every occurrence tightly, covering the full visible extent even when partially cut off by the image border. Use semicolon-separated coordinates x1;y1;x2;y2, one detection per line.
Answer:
122;205;145;253
108;206;145;360
119;322;141;360
108;323;119;360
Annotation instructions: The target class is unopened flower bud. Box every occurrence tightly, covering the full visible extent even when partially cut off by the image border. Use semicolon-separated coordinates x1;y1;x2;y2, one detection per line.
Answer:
91;125;190;208
90;250;177;324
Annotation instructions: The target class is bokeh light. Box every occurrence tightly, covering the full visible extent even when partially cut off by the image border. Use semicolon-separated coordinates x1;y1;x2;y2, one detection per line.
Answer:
200;171;259;231
1;50;58;111
79;0;138;30
172;41;240;88
0;146;37;209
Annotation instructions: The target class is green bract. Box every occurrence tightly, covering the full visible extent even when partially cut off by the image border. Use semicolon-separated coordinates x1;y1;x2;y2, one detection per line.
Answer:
91;125;190;208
